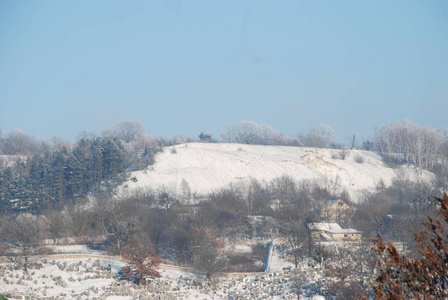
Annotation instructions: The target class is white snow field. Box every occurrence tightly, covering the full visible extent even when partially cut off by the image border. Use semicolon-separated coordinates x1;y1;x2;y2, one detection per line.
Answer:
0;253;320;299
119;143;434;202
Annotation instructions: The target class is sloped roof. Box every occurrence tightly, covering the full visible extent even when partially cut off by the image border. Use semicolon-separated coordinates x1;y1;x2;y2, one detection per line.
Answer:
308;222;362;234
324;199;349;208
326;199;341;206
308;222;342;231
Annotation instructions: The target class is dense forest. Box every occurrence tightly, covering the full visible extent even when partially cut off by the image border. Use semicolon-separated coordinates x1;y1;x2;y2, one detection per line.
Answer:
0;137;127;212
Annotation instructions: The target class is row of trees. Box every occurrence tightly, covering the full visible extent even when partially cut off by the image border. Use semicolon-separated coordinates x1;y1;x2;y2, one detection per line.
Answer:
0;120;324;156
0;120;173;213
0;120;343;158
0;128;66;156
374;120;448;177
3;119;448;178
220;120;448;179
220;121;340;148
3;119;447;153
0;137;127;212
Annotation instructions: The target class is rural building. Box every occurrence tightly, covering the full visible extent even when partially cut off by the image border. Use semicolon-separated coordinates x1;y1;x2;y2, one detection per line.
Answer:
308;222;362;244
320;199;352;223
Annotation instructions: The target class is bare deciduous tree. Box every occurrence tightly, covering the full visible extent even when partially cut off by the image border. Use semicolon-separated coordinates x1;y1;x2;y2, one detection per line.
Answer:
245;178;271;215
375;120;448;176
299;123;336;148
1;129;40;155
6;213;49;271
75;131;98;142
47;211;71;245
284;222;312;268
101;200;140;254
158;188;177;209
251;242;267;265
180;178;191;201
102;120;146;143
221;121;280;145
270;175;297;208
193;229;227;279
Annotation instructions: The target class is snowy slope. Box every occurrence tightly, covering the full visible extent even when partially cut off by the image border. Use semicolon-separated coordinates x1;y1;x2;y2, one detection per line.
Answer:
119;143;435;202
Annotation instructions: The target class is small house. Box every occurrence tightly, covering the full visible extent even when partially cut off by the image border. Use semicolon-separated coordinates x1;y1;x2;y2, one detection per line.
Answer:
308;222;362;244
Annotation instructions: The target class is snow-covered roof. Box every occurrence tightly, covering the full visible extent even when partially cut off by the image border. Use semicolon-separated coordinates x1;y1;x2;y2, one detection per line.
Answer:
308;222;361;234
308;222;342;231
324;199;349;208
325;199;341;207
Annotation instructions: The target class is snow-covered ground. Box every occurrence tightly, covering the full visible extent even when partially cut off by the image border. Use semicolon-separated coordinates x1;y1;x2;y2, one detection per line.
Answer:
119;143;434;202
1;236;366;299
0;257;125;299
0;252;323;299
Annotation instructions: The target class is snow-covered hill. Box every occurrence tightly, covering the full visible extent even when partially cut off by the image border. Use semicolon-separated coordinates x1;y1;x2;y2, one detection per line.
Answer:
119;143;435;202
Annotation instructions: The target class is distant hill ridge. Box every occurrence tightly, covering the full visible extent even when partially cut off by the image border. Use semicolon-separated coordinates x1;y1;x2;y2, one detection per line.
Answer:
119;143;435;203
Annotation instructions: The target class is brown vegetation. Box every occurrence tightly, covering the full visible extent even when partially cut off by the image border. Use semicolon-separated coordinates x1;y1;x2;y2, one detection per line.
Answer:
357;194;448;299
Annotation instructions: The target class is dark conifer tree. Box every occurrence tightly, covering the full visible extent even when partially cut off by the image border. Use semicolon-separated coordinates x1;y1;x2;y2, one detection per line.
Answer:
0;136;128;212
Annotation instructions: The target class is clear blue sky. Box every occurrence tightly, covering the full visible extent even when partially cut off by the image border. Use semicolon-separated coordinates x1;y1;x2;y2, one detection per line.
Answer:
1;0;447;144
